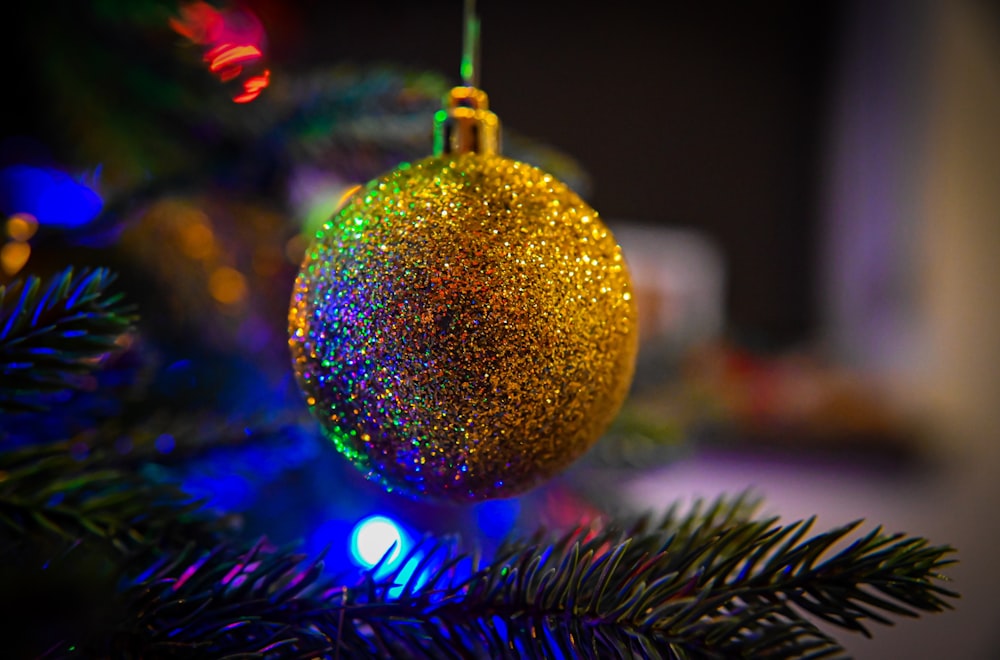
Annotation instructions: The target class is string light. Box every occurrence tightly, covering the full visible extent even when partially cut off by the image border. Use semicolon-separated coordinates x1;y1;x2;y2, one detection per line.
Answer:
170;1;270;104
349;515;408;568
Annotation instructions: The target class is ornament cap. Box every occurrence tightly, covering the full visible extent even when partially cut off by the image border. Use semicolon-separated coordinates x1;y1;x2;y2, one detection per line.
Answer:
433;86;501;156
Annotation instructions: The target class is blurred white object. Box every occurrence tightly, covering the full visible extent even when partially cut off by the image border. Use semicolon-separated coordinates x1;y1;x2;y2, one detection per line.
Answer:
609;222;725;356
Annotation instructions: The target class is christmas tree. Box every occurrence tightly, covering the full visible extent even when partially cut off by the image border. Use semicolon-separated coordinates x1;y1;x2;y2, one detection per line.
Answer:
1;2;957;657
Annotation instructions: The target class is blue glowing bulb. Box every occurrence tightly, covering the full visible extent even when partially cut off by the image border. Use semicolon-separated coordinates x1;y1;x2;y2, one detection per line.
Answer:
350;515;408;568
0;165;103;228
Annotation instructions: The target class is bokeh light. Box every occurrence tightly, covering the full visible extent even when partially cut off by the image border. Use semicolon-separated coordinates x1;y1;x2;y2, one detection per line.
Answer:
232;69;271;104
1;241;30;276
170;1;270;104
5;213;38;242
349;515;408;568
474;498;520;540
0;165;102;228
208;266;248;305
347;515;436;598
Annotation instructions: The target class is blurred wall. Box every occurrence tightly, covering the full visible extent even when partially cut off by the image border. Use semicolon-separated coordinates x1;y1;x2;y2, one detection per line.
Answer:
796;0;1000;655
819;0;930;377
821;0;1000;458
919;0;1000;462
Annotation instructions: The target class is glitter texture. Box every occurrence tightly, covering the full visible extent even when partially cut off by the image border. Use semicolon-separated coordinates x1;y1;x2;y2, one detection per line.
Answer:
289;153;637;501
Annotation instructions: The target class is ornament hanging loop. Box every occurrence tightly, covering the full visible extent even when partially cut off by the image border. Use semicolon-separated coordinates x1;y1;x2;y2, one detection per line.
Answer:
461;0;480;88
433;0;501;156
434;87;500;156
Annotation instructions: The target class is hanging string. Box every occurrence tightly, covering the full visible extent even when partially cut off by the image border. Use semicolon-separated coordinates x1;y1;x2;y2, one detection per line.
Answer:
461;0;480;88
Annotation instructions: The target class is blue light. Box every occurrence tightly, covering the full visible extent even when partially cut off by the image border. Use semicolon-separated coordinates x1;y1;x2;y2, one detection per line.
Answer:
475;498;520;540
154;433;176;454
350;515;409;569
389;552;429;599
182;472;254;511
0;164;103;228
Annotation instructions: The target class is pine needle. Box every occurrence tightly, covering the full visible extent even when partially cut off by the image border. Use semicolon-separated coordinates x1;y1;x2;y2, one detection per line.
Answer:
0;267;135;413
55;494;956;659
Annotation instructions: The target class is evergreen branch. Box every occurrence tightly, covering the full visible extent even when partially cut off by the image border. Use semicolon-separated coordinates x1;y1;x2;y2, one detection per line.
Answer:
65;494;957;659
0;267;136;413
0;410;313;560
84;407;317;469
0;441;215;559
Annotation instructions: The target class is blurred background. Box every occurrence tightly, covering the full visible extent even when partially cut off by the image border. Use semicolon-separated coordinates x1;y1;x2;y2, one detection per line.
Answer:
3;0;999;656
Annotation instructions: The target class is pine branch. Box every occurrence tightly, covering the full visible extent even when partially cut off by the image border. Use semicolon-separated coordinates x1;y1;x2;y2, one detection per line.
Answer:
63;494;957;659
0;267;136;413
85;407;317;469
0;406;316;561
0;441;215;560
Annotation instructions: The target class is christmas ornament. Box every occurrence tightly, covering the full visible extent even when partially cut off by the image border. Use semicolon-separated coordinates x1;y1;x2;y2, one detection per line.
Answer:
288;12;637;502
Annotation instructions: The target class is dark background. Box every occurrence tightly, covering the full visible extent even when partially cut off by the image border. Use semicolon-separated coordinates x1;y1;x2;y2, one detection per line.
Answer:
3;0;848;351
260;0;849;350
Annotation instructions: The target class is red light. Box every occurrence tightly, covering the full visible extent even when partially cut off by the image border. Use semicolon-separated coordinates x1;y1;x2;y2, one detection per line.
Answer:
232;70;270;104
171;2;264;49
207;44;263;72
171;2;270;104
169;2;225;44
216;65;243;83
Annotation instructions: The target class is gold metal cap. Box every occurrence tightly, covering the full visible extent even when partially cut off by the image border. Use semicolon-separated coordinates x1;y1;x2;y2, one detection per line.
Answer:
433;86;501;156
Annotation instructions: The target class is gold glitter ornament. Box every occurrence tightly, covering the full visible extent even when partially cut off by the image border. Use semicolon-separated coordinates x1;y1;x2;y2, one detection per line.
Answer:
288;82;637;502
